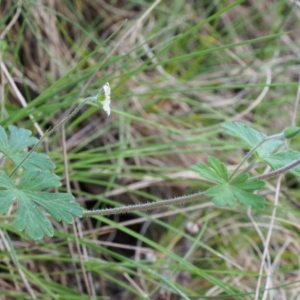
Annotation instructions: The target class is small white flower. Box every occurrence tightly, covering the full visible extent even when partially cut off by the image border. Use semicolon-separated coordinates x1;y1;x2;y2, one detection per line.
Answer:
101;82;111;117
83;82;111;116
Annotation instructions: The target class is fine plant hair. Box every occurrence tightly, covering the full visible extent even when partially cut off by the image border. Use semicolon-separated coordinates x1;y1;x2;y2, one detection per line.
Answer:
0;84;300;240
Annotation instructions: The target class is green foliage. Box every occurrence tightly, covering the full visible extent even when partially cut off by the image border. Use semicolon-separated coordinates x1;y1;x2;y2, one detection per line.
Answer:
191;122;300;210
0;126;55;170
1;120;300;240
220;122;300;176
0;126;83;240
191;156;229;184
191;156;265;209
219;121;284;158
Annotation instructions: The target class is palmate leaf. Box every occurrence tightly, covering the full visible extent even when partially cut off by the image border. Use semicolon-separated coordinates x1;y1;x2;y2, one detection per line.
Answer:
190;156;228;184
0;125;55;171
205;173;265;210
0;125;38;153
191;156;266;209
0;170;83;240
220;122;283;158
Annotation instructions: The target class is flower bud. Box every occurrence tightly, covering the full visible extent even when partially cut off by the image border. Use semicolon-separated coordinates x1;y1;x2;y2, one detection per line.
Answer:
283;126;300;139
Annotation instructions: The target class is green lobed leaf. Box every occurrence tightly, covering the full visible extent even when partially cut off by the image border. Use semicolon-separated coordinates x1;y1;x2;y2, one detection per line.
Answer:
200;163;266;209
0;127;8;152
18;169;62;190
190;162;226;184
205;184;236;208
230;174;265;190
9;152;55;171
220;122;283;158
230;173;249;185
0;125;38;154
0;125;55;171
13;191;54;240
190;156;228;183
0;191;16;214
191;155;265;209
232;189;265;210
0;170;83;240
207;156;228;181
0;171;15;189
205;181;265;210
28;192;82;224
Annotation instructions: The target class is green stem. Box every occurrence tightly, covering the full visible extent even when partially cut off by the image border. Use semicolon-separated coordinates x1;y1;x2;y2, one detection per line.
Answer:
83;191;206;217
257;157;300;180
9;98;93;178
228;133;283;181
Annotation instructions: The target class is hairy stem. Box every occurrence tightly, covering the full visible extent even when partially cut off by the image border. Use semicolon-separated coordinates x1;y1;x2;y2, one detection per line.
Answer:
257;157;300;180
83;191;206;217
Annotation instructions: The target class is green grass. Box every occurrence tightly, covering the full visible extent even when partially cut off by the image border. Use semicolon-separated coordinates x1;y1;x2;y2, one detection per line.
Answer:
1;0;300;299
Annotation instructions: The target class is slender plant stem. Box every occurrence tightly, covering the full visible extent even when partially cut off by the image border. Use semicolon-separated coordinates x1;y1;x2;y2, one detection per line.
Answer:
257;157;300;180
228;137;266;180
83;191;206;217
228;133;283;181
9;98;94;178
